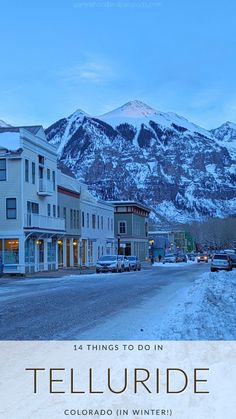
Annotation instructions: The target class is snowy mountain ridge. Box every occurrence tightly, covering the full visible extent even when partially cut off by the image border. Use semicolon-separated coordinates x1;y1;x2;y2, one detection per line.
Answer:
3;100;231;224
211;121;236;158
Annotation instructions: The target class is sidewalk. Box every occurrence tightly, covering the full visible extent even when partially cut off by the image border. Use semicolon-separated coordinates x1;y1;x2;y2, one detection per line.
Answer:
24;266;96;278
1;261;153;281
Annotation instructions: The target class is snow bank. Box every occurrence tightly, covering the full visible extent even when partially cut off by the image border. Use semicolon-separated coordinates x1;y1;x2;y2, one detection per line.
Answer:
159;270;236;340
0;132;20;150
153;261;196;268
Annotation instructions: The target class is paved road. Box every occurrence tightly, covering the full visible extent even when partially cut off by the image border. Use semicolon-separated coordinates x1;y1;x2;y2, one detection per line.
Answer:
0;263;209;340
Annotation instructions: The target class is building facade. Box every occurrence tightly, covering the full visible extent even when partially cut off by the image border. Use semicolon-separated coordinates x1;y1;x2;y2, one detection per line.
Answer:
57;171;115;268
80;187;115;266
0;126;115;274
148;229;195;259
57;170;81;268
0;126;65;274
111;201;150;261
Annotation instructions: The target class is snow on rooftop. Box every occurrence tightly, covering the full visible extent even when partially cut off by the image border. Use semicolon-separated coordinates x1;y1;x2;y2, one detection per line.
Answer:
0;131;21;151
0;119;11;128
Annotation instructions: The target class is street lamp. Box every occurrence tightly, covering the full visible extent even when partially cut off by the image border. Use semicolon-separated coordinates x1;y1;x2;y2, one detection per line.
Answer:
149;239;155;264
117;234;121;255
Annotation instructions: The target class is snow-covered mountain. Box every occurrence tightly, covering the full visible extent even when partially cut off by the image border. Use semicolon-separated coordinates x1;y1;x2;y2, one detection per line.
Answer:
45;101;236;223
211;121;236;158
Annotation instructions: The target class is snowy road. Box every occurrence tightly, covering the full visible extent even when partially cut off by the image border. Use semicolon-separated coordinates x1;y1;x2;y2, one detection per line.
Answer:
0;263;209;340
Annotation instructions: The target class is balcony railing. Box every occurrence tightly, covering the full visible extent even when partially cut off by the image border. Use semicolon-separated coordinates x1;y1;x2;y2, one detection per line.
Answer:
24;214;65;231
38;179;54;196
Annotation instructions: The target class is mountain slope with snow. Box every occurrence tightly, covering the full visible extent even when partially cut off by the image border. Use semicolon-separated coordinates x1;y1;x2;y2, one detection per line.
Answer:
45;101;236;223
211;121;236;158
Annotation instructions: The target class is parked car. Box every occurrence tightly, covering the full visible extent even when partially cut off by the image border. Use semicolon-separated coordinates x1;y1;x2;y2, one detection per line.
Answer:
0;255;3;277
162;254;177;264
187;253;195;261
117;255;131;272
197;254;208;263
211;254;232;272
126;256;141;271
229;253;236;269
96;255;124;273
176;254;188;263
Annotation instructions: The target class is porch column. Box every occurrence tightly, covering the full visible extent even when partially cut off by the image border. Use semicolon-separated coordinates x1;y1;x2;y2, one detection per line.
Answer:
55;240;58;270
70;238;74;267
63;238;67;268
35;240;39;272
43;239;48;271
19;236;25;274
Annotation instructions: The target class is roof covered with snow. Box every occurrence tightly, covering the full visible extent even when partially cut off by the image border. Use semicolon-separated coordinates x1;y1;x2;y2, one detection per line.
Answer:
109;200;151;213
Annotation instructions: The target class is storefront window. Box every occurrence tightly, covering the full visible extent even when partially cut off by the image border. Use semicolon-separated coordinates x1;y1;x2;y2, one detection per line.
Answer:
88;240;93;265
73;240;78;267
37;240;44;263
4;239;19;264
47;240;56;263
25;239;35;265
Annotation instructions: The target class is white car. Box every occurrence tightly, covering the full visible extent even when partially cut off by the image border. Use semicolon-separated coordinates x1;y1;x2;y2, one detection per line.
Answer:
126;256;141;271
162;254;177;264
96;255;123;273
118;255;131;272
211;254;232;272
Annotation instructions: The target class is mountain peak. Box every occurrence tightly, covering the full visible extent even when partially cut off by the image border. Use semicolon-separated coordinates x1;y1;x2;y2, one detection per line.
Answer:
68;109;89;119
119;100;158;116
225;121;236;129
99;100;158;121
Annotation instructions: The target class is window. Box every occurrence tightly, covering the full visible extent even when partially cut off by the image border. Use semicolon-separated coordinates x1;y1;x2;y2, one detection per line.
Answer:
47;168;50;180
92;214;96;229
38;155;44;165
88;240;93;265
82;211;85;227
52;171;56;191
73;209;76;228
57;206;60;217
6;198;17;219
108;217;110;230
32;162;35;184
111;218;113;231
70;209;73;228
25;159;29;182
63;207;67;227
76;210;80;229
47;204;51;217
4;239;19;264
27;201;39;214
101;216;104;230
87;213;89;228
39;166;43;179
53;204;56;217
119;221;126;234
0;159;6;181
97;215;100;229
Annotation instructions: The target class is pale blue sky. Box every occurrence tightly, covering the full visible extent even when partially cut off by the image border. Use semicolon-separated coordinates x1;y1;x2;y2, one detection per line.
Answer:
0;0;236;128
